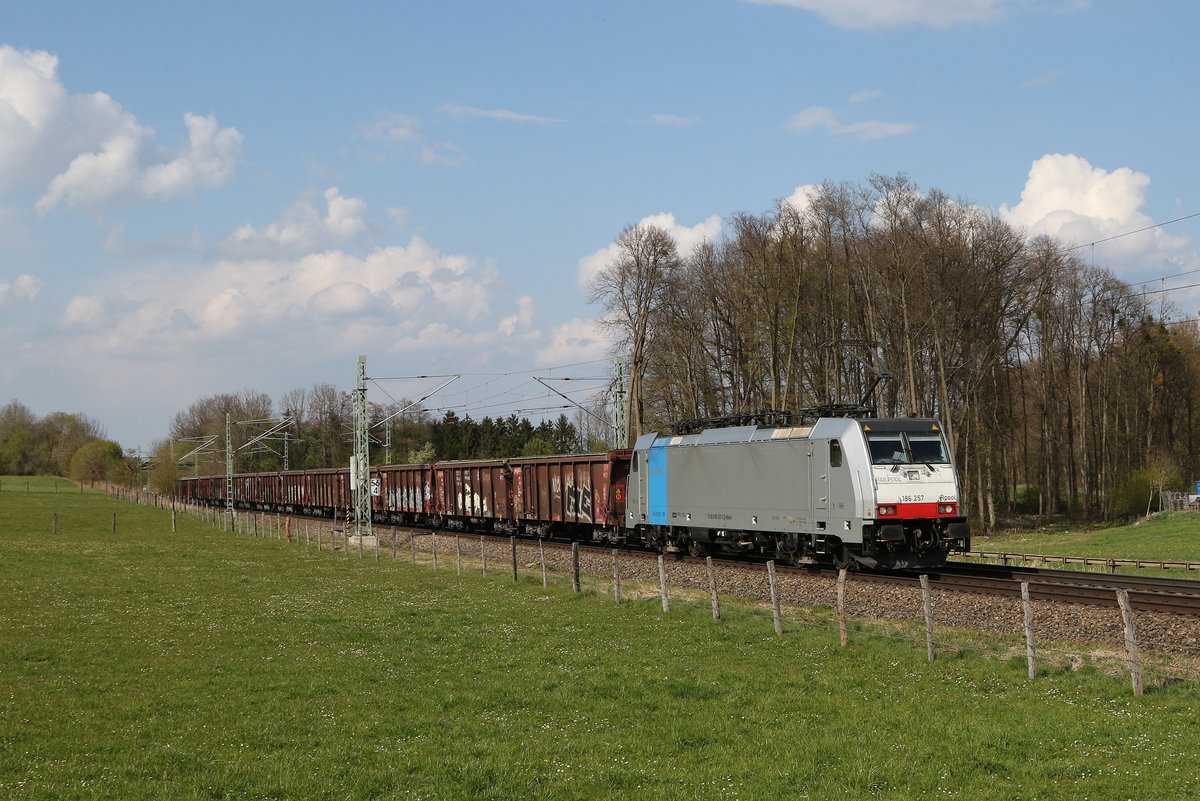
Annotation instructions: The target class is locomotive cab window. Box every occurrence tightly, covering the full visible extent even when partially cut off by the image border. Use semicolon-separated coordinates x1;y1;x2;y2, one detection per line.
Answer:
829;439;842;467
865;431;950;465
907;432;950;464
866;433;907;464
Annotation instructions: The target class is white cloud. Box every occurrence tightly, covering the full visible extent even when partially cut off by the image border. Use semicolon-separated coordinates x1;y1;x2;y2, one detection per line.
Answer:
742;0;1010;28
360;112;422;143
140;113;242;200
498;296;536;335
788;105;917;140
1001;153;1197;283
222;187;371;257
47;235;505;361
576;212;723;290
0;274;42;308
60;294;108;330
437;102;563;125
386;206;411;227
535;318;612;366
421;142;468;166
650;114;700;127
0;45;241;213
781;184;822;215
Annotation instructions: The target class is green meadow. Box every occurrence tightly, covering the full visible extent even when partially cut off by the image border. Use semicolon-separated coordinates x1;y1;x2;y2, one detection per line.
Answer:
2;480;1198;800
977;511;1200;575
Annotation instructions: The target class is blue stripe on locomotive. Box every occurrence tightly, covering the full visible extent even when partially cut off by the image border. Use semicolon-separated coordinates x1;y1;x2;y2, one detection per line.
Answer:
647;439;669;526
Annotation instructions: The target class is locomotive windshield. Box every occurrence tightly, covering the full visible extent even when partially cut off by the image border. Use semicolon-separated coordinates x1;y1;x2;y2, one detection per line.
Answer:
866;430;950;465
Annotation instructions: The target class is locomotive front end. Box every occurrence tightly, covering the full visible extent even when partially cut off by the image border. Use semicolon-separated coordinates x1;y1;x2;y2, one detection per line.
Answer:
860;420;970;568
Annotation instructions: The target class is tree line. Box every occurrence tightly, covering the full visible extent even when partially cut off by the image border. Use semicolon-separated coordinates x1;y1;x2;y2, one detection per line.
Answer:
590;174;1200;527
0;401;136;486
141;385;587;493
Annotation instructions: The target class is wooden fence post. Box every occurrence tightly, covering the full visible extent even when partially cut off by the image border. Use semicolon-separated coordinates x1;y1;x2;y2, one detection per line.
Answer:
52;513;58;535
455;536;462;575
920;574;935;661
767;560;783;635
706;556;720;620
1116;589;1144;696
612;549;623;603
510;536;519;582
171;510;176;533
481;536;488;576
539;540;547;588
571;542;581;593
837;568;848;647
1021;581;1037;679
111;513;116;535
391;526;397;560
657;555;669;612
411;532;418;565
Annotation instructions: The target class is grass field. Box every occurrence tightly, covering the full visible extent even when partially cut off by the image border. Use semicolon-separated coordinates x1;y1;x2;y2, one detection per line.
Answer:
977;511;1200;574
2;480;1199;800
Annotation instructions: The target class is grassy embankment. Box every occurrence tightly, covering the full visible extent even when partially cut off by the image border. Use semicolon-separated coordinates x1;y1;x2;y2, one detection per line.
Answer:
2;478;1199;800
974;511;1200;576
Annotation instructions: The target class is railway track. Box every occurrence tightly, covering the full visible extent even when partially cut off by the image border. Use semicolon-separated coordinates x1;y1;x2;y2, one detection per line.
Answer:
871;562;1200;616
220;506;1200;617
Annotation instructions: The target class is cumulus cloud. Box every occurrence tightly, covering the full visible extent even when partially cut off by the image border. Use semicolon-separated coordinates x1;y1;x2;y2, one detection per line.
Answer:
781;184;822;215
0;274;42;308
498;296;536;336
221;187;371;257
0;45;241;213
576;212;723;290
60;294;109;330
535;318;612;366
742;0;1011;28
788;105;917;140
50;236;503;359
1001;153;1197;282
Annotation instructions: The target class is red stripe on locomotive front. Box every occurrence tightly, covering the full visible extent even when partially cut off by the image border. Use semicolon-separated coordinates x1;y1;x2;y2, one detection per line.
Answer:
893;502;949;518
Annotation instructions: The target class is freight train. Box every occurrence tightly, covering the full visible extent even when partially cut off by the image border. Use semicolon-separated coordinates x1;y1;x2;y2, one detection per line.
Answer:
177;416;970;569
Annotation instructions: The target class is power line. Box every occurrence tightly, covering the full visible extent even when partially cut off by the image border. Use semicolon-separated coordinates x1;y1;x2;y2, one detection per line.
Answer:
1065;210;1200;253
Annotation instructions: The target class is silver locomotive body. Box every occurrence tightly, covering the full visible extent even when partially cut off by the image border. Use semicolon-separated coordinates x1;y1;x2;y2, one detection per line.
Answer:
625;417;970;568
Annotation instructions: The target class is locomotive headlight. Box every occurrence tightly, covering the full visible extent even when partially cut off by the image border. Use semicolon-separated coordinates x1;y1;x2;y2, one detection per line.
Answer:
938;503;957;515
877;505;897;517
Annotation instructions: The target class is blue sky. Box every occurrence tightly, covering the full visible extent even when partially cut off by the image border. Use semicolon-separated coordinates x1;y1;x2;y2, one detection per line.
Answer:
2;0;1199;452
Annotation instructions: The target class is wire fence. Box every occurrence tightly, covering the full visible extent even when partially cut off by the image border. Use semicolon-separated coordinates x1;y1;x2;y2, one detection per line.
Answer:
121;492;1200;697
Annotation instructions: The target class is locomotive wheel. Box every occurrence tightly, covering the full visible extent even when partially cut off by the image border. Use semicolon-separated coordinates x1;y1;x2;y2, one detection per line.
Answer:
832;545;853;570
687;540;710;557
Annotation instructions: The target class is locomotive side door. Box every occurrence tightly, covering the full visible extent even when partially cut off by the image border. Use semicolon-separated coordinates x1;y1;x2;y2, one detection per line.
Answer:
811;439;829;514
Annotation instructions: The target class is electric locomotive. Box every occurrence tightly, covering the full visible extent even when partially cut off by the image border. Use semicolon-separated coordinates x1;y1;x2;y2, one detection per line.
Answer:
625;417;969;568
